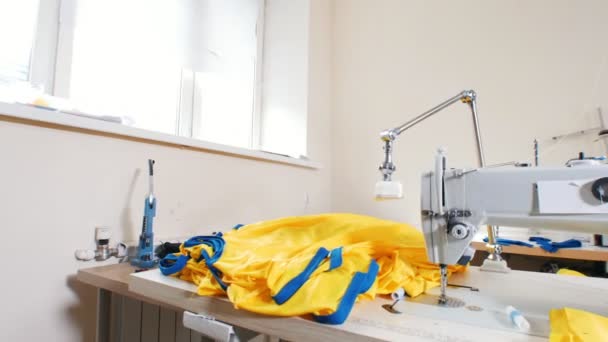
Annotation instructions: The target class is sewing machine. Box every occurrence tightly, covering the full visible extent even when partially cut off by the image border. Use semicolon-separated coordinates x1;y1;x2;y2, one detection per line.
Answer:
376;90;608;305
420;149;608;304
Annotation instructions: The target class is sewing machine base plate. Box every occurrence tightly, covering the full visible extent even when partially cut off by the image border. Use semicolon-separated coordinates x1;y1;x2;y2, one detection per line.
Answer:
408;294;466;308
394;284;550;337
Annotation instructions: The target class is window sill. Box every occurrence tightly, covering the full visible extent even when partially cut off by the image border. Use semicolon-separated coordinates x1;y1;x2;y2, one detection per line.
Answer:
0;102;321;169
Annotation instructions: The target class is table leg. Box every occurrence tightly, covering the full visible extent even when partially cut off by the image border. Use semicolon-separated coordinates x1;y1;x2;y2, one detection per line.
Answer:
96;288;111;342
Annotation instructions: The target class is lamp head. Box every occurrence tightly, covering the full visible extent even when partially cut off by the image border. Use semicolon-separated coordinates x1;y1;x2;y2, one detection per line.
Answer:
376;133;402;199
375;180;403;200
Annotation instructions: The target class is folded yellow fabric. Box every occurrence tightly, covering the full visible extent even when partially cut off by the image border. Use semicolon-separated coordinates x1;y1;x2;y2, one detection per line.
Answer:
556;269;586;277
160;213;464;324
550;307;608;341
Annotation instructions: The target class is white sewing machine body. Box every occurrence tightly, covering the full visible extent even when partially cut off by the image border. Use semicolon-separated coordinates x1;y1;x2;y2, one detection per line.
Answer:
376;90;608;303
421;153;608;266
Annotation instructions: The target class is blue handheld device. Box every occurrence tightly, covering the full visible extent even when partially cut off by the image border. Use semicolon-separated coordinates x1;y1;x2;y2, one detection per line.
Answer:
131;159;157;268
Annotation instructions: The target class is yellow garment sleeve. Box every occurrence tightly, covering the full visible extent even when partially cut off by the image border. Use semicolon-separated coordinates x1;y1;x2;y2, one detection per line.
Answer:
550;307;608;342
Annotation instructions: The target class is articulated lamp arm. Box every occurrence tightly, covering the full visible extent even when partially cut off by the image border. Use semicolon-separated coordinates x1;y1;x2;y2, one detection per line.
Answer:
378;90;486;182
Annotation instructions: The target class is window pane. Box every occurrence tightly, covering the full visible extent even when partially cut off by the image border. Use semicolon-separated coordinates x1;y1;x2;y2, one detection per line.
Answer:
192;0;259;148
68;0;181;134
0;0;39;84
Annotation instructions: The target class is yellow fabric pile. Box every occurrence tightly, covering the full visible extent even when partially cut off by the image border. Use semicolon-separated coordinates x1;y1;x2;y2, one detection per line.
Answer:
556;269;586;277
550;307;608;341
551;269;608;340
160;213;463;324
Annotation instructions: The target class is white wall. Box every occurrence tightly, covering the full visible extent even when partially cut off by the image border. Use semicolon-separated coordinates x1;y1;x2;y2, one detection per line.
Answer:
332;0;608;225
0;1;331;341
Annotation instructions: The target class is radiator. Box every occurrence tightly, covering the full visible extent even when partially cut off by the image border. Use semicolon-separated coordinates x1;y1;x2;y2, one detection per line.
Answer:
102;293;213;342
97;292;273;342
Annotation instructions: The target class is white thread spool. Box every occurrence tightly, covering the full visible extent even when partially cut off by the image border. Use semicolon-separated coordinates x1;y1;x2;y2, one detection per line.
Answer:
391;288;405;301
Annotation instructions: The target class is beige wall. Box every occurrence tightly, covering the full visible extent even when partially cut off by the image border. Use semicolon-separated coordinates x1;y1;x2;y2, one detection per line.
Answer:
0;1;332;341
332;0;608;225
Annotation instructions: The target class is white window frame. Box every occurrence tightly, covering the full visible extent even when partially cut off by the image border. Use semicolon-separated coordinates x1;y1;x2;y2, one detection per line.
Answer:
52;0;76;99
49;0;266;148
251;0;265;150
27;0;61;93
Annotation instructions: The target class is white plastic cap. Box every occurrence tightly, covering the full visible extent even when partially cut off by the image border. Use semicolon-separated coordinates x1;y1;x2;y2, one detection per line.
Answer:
375;181;403;200
95;227;111;240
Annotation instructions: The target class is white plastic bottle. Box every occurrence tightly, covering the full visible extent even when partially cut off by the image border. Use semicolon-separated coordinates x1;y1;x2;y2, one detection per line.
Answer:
506;305;530;331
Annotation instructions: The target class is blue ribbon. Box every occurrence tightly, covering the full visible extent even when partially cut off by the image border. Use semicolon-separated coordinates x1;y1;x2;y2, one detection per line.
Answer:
160;235;228;290
273;247;343;305
529;237;582;253
159;254;189;276
313;259;380;325
483;237;534;247
328;247;343;271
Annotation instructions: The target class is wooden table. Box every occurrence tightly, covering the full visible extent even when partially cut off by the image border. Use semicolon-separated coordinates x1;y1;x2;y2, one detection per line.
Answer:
77;263;608;342
471;232;608;261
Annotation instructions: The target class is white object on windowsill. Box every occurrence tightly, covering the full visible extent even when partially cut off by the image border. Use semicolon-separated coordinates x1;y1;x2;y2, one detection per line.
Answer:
60;108;132;125
0;81;131;125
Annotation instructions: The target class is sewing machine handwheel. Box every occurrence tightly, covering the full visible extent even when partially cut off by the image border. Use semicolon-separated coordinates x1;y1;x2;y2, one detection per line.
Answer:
591;177;608;202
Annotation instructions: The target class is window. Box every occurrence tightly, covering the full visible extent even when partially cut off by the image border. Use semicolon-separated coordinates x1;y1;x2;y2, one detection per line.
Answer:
63;0;183;135
0;0;310;159
0;0;40;84
191;0;260;148
3;0;263;147
62;0;261;141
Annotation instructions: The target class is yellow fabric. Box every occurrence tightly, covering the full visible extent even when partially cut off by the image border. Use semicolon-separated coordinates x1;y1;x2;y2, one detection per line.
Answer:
550;308;608;342
168;213;464;318
556;269;586;277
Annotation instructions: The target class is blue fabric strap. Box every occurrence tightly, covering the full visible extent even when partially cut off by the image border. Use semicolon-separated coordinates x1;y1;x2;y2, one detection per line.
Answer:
549;239;582;251
314;259;380;325
200;248;229;291
530;237;582;253
484;236;583;253
273;247;330;305
182;235;226;264
159;254;189;276
328;247;343;271
273;247;343;305
483;237;534;248
188;235;227;290
529;236;551;243
160;235;229;290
